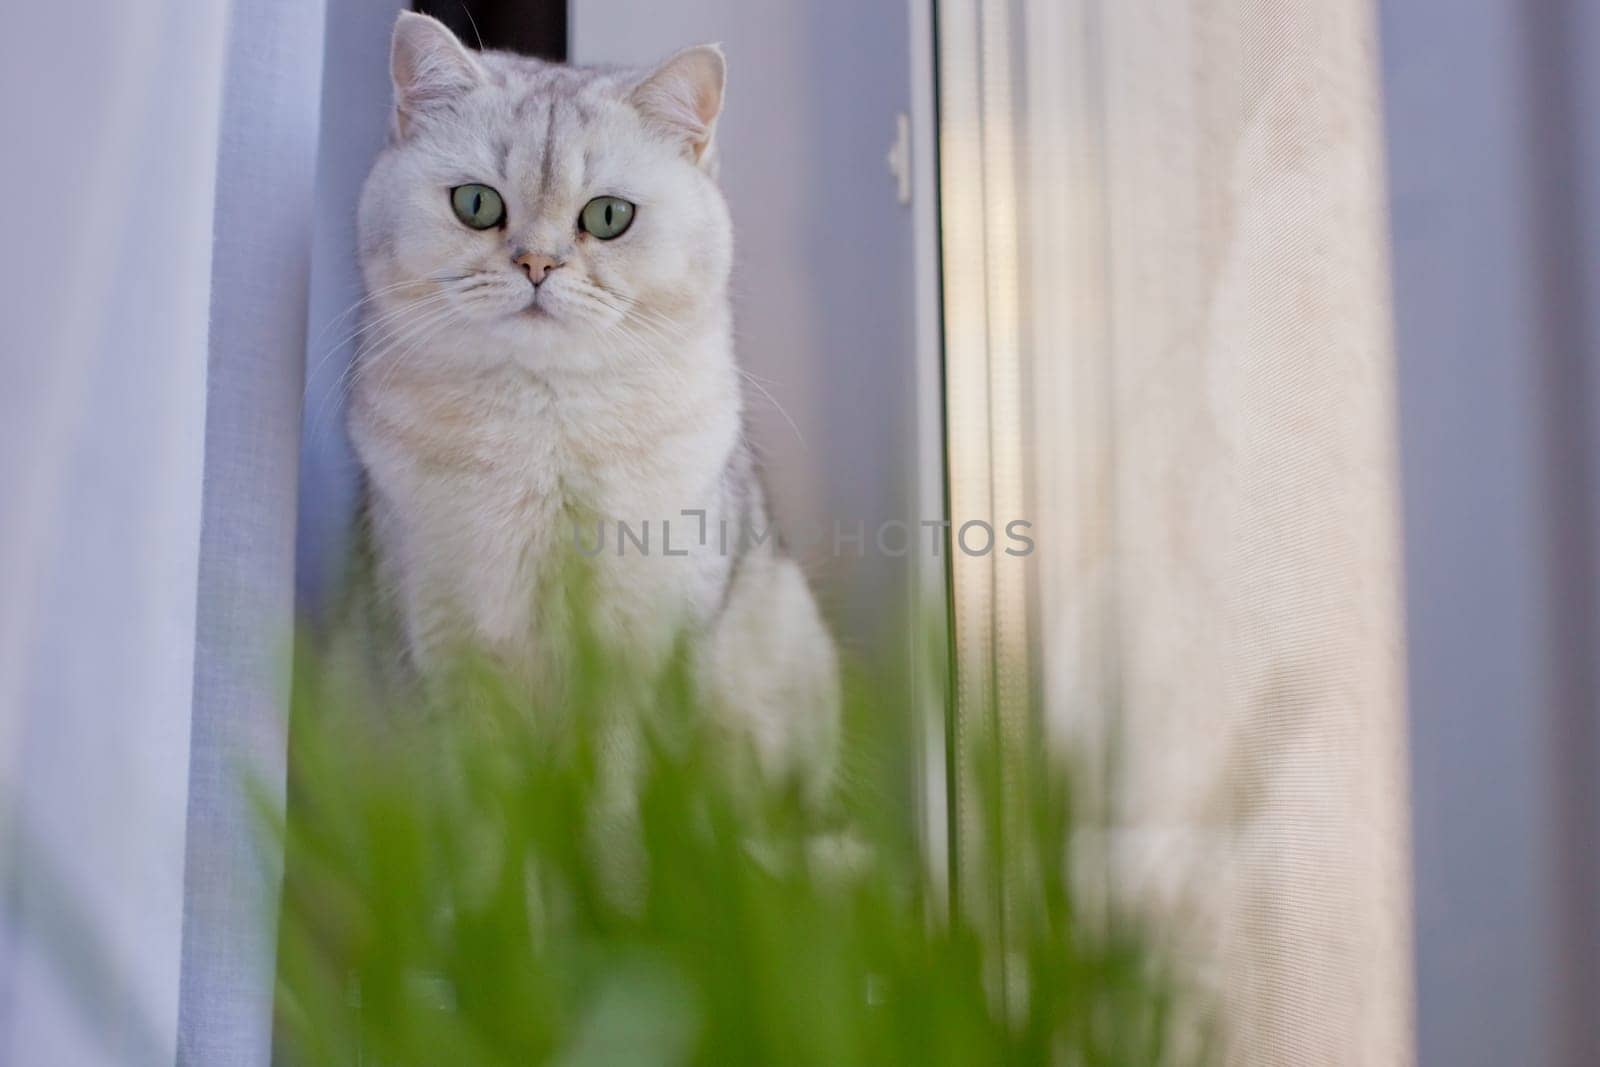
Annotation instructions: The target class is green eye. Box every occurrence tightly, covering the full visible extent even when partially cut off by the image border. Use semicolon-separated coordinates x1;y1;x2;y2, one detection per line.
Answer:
450;183;504;230
579;196;635;240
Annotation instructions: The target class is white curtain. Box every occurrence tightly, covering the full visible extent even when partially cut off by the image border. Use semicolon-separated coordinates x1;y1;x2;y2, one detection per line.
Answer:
0;1;327;1063
1022;3;1414;1062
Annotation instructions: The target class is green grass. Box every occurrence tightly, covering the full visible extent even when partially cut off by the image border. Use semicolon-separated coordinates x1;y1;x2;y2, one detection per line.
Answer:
270;612;1205;1066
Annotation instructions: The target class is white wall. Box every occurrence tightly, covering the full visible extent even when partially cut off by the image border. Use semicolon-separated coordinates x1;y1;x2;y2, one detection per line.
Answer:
573;0;921;655
1381;1;1600;1061
297;0;410;620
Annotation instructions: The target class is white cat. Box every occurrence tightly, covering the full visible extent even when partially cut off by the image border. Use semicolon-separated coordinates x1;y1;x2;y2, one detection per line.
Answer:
348;12;838;775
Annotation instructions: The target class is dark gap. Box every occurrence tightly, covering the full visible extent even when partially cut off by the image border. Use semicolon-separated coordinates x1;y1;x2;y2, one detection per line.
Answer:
1522;2;1600;1061
413;0;567;61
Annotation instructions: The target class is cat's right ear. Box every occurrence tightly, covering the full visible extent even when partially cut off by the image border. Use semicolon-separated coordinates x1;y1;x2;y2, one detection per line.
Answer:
390;11;483;140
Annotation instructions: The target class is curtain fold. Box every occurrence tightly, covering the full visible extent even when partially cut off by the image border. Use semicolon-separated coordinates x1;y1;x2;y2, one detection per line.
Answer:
177;2;328;1063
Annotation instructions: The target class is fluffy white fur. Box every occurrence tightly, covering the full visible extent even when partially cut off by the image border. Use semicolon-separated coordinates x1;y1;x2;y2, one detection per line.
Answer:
348;13;838;774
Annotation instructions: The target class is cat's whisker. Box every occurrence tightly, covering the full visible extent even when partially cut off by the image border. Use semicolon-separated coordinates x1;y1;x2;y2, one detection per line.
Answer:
309;272;464;350
343;279;488;368
352;302;460;388
735;368;804;445
344;275;482;342
326;291;456;364
596;288;681;334
321;295;447;386
309;278;430;346
306;288;459;407
604;319;690;391
310;296;463;439
364;301;464;404
607;298;799;444
578;286;690;360
606;297;799;442
362;314;464;419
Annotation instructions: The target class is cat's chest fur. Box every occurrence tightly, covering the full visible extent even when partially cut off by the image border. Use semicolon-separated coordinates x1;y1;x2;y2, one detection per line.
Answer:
351;351;741;674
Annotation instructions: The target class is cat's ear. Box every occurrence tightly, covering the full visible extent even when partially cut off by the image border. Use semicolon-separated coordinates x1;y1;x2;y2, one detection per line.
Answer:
390;11;483;139
631;44;726;167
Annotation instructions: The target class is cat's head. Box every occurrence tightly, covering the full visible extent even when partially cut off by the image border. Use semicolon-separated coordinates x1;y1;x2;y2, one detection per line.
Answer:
357;12;732;372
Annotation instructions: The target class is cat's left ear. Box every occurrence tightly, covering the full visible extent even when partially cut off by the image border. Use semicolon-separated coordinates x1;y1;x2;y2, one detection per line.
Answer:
631;44;726;168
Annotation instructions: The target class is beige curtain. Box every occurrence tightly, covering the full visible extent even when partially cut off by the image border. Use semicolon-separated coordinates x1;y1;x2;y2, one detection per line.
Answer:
1032;3;1413;1061
941;0;1414;1061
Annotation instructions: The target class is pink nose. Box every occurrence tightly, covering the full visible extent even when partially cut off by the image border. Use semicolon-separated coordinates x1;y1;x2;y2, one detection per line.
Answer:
514;251;562;285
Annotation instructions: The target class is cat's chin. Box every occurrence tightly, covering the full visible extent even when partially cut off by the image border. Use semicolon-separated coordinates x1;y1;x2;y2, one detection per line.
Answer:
473;305;605;357
512;307;597;343
514;303;623;345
